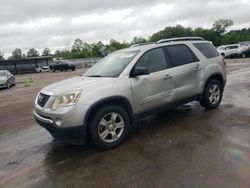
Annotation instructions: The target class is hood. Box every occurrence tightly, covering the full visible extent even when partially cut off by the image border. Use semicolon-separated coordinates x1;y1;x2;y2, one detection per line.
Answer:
41;76;113;96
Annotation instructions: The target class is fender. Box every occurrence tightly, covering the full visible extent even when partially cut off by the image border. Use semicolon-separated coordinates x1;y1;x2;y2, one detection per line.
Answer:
82;95;134;142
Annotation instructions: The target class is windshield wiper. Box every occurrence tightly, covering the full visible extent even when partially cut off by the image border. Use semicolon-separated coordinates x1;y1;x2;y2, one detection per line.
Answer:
87;75;103;77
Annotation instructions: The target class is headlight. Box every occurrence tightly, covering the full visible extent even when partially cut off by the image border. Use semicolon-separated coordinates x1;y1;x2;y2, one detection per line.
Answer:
52;90;82;110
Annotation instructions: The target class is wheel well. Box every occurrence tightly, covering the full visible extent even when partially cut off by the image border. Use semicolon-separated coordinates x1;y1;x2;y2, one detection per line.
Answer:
204;74;224;90
85;97;134;134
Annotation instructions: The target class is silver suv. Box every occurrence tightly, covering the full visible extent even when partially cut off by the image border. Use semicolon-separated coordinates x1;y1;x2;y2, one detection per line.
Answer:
34;37;226;149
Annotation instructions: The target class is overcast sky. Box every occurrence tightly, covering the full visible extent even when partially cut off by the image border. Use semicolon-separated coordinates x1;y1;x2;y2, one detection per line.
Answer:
0;0;249;57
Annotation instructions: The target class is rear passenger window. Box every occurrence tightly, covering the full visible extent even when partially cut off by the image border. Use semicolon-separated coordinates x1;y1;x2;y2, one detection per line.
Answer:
194;43;219;59
135;48;168;73
165;45;199;67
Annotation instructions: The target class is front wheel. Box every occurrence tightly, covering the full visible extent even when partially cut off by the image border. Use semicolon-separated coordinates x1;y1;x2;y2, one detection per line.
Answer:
200;79;223;109
89;105;130;150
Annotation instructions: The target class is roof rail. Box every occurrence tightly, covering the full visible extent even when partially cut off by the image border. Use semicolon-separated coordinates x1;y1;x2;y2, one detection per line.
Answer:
130;42;155;48
156;37;205;44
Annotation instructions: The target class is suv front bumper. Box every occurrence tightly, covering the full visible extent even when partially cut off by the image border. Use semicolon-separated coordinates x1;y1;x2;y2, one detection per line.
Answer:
34;110;86;145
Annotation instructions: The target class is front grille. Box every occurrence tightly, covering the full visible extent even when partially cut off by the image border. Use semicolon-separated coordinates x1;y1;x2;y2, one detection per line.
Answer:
37;93;50;107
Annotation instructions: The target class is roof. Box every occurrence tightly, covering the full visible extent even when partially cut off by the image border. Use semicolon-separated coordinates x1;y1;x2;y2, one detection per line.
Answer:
156;37;204;44
129;37;206;49
0;56;52;63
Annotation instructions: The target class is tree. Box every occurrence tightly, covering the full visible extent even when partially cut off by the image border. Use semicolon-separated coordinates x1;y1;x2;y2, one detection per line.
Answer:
131;36;147;44
22;53;27;59
212;19;234;35
27;48;39;57
91;41;105;57
149;25;194;42
42;48;51;56
0;51;4;61
106;39;129;52
72;39;83;52
11;48;22;59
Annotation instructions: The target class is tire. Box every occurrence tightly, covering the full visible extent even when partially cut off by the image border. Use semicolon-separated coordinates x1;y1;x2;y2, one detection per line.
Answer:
200;79;223;109
6;81;10;89
241;53;246;58
221;53;225;58
89;105;130;150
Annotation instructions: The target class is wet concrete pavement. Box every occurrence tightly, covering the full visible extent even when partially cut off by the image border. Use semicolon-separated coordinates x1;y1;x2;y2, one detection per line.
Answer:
0;60;250;188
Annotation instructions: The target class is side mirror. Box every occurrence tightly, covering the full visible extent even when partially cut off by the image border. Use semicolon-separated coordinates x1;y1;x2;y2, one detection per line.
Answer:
130;67;150;77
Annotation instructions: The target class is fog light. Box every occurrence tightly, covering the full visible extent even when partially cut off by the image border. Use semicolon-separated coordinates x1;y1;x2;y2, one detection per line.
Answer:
55;118;63;127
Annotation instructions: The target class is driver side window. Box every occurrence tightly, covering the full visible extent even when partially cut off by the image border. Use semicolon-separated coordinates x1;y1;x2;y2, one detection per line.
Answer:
135;48;168;73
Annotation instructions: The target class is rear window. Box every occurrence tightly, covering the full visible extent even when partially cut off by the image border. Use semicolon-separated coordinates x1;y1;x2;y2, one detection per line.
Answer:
194;43;219;59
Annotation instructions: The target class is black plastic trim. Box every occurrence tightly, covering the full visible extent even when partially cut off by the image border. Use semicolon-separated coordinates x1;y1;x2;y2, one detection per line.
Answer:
134;95;200;120
35;116;85;145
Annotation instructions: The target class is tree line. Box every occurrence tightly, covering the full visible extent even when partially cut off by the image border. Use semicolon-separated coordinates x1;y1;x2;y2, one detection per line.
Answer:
0;19;250;61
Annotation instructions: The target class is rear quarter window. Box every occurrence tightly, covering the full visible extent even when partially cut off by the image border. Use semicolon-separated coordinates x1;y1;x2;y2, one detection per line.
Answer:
165;44;199;67
194;43;219;59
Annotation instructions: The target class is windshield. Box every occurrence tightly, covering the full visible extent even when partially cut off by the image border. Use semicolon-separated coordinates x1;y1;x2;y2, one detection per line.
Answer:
0;71;6;77
85;51;139;78
217;46;225;50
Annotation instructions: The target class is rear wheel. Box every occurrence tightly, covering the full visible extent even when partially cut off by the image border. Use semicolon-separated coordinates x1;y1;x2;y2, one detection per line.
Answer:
200;79;223;109
89;105;130;150
241;53;246;58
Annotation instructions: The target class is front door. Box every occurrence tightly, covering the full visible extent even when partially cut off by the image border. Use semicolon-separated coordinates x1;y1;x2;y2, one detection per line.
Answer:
130;48;175;114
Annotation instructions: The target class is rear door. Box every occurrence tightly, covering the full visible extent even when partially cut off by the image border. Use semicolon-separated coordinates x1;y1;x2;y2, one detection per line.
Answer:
130;48;175;113
164;44;202;101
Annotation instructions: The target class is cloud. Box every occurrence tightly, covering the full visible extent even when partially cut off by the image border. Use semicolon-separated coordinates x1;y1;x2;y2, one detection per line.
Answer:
0;0;249;57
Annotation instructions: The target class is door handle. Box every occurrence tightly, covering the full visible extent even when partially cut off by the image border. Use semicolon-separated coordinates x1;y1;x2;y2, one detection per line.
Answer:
163;74;172;79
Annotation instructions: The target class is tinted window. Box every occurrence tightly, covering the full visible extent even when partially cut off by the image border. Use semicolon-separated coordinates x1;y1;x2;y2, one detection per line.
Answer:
166;45;198;67
135;48;167;73
194;43;219;59
230;46;238;49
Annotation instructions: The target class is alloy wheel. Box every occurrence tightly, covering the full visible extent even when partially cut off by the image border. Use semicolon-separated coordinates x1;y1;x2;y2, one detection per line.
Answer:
98;112;125;143
208;84;221;105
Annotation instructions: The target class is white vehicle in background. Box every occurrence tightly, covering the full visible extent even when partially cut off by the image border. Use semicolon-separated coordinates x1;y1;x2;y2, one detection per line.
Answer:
0;70;15;89
217;44;249;58
34;66;50;73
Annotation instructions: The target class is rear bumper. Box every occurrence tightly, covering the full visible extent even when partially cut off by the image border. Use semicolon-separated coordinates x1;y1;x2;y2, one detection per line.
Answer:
34;111;85;145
